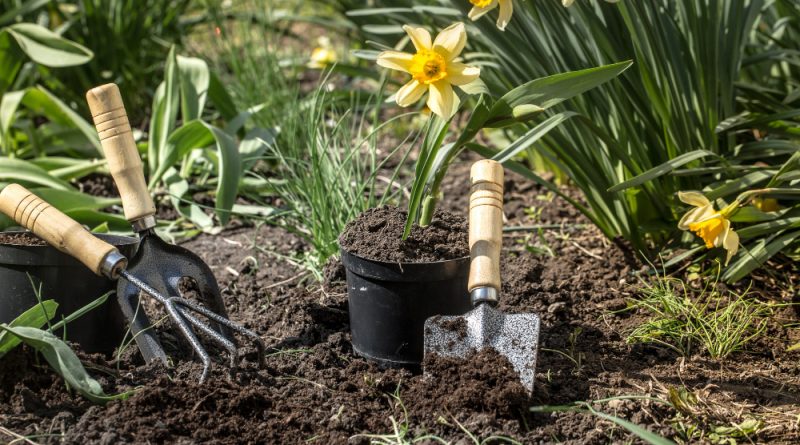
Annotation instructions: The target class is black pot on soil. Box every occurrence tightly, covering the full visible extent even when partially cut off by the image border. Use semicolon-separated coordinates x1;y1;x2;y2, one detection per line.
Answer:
0;231;138;354
340;249;470;367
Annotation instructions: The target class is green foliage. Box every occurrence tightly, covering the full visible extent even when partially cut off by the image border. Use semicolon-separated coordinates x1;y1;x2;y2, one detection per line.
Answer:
626;272;775;359
3;0;196;120
0;324;131;404
338;0;800;280
0;299;57;358
0;290;128;404
250;87;409;280
145;47;275;229
404;62;631;237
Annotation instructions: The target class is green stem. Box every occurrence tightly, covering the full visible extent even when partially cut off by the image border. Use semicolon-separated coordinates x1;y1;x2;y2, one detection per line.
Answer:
419;194;437;227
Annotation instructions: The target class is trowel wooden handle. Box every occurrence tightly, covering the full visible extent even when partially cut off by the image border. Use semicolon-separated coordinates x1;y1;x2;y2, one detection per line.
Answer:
86;83;155;224
0;184;122;277
468;160;504;292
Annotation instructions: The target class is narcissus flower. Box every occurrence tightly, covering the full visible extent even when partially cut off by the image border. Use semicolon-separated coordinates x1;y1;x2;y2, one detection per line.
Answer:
563;0;620;7
376;23;480;118
468;0;513;31
308;37;337;69
677;191;739;265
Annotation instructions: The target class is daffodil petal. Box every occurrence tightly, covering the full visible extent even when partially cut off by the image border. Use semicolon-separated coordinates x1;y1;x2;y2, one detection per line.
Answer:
722;224;739;265
468;2;498;21
448;62;481;86
428;80;459;118
376;51;414;73
433;22;467;60
496;0;513;31
677;204;715;230
395;80;427;107
403;25;432;52
678;191;711;208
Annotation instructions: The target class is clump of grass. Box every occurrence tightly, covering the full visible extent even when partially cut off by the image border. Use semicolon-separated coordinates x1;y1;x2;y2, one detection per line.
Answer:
627;271;775;359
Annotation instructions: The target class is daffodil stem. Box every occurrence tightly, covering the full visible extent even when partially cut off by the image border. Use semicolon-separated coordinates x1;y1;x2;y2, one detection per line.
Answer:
419;194;438;227
736;188;800;205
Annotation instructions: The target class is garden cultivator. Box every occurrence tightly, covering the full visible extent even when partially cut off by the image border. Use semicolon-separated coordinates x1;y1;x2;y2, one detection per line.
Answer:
83;83;265;381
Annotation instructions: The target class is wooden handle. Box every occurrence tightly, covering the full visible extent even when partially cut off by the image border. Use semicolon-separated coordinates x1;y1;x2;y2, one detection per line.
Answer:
0;184;120;276
468;160;504;292
86;83;155;223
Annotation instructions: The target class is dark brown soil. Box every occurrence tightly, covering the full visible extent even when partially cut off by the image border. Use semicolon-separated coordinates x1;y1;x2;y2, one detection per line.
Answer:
75;173;119;199
0;231;48;246
2;156;799;444
339;205;468;262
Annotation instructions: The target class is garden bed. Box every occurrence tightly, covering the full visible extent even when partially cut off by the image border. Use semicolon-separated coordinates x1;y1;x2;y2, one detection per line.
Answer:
2;159;799;444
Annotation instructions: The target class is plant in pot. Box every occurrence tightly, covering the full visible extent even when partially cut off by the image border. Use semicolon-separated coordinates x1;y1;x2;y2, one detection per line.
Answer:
339;22;631;367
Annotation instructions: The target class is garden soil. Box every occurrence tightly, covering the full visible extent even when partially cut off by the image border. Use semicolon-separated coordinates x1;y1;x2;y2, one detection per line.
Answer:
339;206;468;262
2;158;800;444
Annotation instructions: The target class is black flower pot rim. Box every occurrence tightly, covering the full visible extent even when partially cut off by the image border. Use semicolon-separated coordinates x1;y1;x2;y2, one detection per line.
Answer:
0;230;138;267
340;247;469;282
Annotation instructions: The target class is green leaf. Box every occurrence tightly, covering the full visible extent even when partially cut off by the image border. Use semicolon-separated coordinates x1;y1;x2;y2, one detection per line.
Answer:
587;406;676;445
0;158;72;189
176;55;210;122
5;23;93;67
767;151;800;187
492;112;578;163
0;300;57;358
706;171;773;200
608;150;715;192
240;127;276;171
64;209;130;232
487;61;633;123
31;188;119;212
202;122;241;225
208;71;238;122
19;86;101;154
0;325;129;404
148;46;180;177
151;120;214;186
724;230;800;282
0;0;50;27
0;31;23;96
736;214;800;239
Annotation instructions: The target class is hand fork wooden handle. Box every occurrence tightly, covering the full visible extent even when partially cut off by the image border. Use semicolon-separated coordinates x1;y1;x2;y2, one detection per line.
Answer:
86;83;156;231
0;184;127;278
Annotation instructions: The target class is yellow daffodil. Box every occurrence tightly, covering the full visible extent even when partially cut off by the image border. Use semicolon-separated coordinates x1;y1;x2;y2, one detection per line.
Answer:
308;37;337;69
563;0;620;7
677;191;739;265
376;23;480;119
468;0;513;31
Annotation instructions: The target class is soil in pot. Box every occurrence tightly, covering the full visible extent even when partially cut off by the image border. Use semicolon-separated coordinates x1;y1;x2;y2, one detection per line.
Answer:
0;232;49;246
339;205;468;263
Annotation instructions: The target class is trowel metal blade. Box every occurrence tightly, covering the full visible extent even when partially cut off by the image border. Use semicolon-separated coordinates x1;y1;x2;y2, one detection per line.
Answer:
424;304;540;394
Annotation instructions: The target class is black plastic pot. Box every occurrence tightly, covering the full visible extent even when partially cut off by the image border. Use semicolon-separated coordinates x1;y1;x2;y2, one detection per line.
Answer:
0;231;138;354
340;248;471;368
